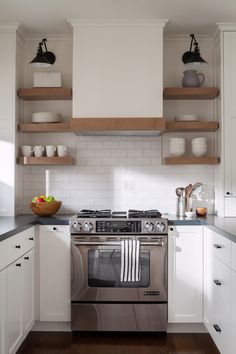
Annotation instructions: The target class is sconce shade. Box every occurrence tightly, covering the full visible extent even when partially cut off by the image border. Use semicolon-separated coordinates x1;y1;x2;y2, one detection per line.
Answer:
30;39;56;67
182;34;207;66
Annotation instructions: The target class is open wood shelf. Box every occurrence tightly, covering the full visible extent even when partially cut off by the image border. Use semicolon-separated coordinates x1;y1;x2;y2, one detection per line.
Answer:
165;121;219;132
163;156;220;165
19;122;70;132
17;87;72;100
17;156;74;165
70;117;166;133
163;87;219;100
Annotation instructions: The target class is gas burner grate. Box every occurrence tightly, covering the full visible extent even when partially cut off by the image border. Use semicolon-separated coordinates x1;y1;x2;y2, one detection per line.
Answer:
111;211;127;218
128;209;162;218
77;209;111;218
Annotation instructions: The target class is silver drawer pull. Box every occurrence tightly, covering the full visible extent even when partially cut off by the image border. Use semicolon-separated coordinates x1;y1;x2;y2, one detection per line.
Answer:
214;279;222;286
213;324;221;333
214;244;222;249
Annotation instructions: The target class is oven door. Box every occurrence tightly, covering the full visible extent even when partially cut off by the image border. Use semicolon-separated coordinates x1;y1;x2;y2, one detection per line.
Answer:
71;235;167;302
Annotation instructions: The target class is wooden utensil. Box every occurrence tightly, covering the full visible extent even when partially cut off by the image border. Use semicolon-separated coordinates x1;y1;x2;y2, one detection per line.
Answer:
189;182;202;197
185;184;193;198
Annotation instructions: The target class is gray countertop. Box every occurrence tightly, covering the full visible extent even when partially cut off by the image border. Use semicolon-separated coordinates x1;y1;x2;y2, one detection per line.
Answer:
0;214;71;242
167;214;236;242
1;213;236;243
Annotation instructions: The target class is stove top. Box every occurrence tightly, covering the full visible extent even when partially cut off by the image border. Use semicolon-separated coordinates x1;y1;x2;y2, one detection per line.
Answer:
76;209;162;219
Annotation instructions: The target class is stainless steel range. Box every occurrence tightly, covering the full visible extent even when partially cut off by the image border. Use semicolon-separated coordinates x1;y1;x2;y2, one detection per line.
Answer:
70;209;168;332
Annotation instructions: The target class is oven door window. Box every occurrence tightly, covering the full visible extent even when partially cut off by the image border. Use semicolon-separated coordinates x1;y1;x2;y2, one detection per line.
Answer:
88;248;150;288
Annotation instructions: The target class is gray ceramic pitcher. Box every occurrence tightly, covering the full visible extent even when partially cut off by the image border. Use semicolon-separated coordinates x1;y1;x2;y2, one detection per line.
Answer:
182;70;205;87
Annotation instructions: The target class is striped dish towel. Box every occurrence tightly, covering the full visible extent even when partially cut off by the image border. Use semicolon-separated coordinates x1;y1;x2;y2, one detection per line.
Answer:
120;239;140;282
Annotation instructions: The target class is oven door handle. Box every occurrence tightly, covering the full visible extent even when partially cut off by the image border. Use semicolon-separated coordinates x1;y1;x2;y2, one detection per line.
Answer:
71;241;165;246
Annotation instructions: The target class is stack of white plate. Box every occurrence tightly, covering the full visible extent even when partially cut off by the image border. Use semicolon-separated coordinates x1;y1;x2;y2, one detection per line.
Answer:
32;112;61;123
192;137;207;157
170;137;185;157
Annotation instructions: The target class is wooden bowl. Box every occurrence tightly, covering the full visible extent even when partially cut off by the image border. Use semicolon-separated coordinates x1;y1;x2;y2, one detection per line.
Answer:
30;201;62;217
196;207;207;217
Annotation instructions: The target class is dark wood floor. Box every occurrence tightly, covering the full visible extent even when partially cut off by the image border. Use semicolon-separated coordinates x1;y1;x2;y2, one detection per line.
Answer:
17;332;220;354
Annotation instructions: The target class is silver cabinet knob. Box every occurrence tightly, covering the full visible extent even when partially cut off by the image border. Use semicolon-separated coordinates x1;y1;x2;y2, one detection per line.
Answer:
145;221;154;232
83;222;94;233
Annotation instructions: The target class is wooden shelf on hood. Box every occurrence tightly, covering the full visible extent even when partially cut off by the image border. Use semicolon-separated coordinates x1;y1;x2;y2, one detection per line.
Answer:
17;87;72;100
165;121;219;132
17;156;74;165
19;122;70;132
163;156;220;165
163;87;219;100
70;117;166;133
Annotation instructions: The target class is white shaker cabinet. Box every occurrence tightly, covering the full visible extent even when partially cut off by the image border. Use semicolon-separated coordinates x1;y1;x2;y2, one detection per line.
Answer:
168;226;203;323
5;260;23;354
22;249;35;335
39;225;70;322
0;227;35;354
223;32;236;200
0;269;7;354
214;27;236;216
6;248;35;354
204;227;233;354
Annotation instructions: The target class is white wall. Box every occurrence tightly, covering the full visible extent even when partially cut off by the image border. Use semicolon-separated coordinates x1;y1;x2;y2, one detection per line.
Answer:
21;135;214;214
20;32;215;215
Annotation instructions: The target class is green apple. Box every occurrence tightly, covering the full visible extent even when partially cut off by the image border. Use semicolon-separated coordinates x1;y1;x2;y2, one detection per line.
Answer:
32;196;37;202
46;195;55;202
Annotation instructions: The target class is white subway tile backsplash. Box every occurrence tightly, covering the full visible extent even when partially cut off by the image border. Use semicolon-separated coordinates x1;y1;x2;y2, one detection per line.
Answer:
21;136;215;214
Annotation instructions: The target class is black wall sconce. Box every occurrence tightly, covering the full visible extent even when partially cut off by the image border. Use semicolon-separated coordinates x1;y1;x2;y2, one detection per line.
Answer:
182;34;207;66
30;38;56;67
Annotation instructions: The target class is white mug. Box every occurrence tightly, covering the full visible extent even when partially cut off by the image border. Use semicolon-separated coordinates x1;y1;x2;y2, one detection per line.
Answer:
46;145;56;157
57;145;68;157
22;145;33;157
33;145;45;157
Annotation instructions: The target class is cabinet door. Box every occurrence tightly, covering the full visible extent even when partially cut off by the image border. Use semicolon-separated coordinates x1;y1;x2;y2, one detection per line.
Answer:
6;260;23;354
39;225;70;321
224;32;236;198
168;226;203;323
231;271;236;354
22;249;35;334
205;256;231;353
0;269;7;354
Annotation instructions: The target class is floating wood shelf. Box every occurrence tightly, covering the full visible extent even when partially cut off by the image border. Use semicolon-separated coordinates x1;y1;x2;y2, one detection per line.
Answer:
17;88;72;100
163;156;220;165
17;156;74;165
165;121;219;132
19;123;70;132
70;117;166;133
163;87;219;100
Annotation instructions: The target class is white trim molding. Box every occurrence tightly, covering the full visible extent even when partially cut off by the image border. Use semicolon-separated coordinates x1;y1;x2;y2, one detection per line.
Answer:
68;19;169;29
0;22;20;33
211;23;236;40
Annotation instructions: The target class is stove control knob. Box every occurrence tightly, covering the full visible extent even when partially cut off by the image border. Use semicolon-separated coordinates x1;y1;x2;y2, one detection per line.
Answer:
155;222;165;233
73;221;82;232
145;221;154;232
83;222;94;233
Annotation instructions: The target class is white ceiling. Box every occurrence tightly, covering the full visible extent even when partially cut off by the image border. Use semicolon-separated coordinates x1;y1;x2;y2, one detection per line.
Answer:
0;0;236;35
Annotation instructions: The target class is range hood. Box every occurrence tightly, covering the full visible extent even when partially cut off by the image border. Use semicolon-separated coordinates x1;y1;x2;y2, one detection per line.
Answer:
70;118;166;136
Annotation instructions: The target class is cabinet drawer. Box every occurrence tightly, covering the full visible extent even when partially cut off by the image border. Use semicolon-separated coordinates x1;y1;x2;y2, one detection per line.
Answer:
0;227;35;271
39;225;69;233
206;228;232;267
